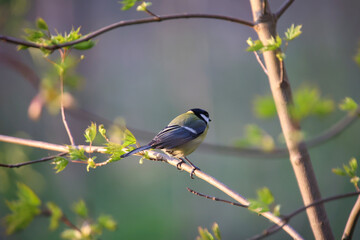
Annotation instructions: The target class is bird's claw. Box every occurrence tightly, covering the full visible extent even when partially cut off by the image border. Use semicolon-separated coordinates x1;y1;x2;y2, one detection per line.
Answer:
176;159;185;170
190;166;200;179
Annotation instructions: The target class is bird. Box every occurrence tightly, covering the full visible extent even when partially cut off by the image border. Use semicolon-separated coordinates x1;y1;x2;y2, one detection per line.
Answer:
121;108;211;178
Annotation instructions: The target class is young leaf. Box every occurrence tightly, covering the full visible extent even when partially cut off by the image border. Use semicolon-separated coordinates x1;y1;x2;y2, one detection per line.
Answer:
123;129;136;146
273;204;281;217
72;199;88;218
246;37;264;52
136;1;152;11
52;157;69;173
212;222;221;240
84;122;97;143
99;124;107;139
73;40;96;50
197;227;214;240
86;157;97;172
46;202;63;230
262;35;282;52
339;97;358;112
284;24;302;41
248;199;269;213
120;0;140;10
332;168;346;176
97;215;117;231
253;95;277;118
257;187;274;205
350;158;358;171
68;146;87;161
36;17;49;31
5;183;41;234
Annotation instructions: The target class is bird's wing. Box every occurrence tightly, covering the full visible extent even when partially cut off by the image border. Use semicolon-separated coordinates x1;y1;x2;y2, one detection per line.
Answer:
149;121;206;149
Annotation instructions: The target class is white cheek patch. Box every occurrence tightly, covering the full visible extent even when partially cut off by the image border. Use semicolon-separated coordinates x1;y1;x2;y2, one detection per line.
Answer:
200;114;210;124
183;126;197;134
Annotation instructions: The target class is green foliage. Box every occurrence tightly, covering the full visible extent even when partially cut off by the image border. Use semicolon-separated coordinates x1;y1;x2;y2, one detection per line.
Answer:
246;24;302;60
96;214;117;231
339;97;358;113
290;86;334;121
98;124;108;141
105;142;127;162
86;157;97;172
234;124;275;152
5;183;41;234
120;0;142;10
72;199;88;218
284;24;302;41
47;202;63;230
333;158;359;189
248;187;279;216
253;95;277;118
18;18;95;55
196;222;221;240
84;122;97;144
52;157;69;173
68;146;87;161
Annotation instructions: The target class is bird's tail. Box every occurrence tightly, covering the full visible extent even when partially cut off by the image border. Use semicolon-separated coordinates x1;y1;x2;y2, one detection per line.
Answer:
121;145;152;158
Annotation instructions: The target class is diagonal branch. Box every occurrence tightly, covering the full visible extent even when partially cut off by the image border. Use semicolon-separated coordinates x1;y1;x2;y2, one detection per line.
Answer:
342;195;360;240
0;134;303;239
0;13;254;51
0;153;67;168
274;0;295;20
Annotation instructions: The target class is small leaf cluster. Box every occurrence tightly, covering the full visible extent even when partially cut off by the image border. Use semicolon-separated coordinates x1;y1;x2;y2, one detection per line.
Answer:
248;187;280;216
4;183;117;239
18;18;95;55
120;0;152;11
333;158;360;189
339;97;358;114
234;124;275;152
196;222;221;240
253;86;334;122
246;24;302;60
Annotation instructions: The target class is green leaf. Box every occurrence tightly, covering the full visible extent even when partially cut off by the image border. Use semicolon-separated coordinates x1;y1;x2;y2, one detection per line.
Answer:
262;35;282;52
136;1;152;11
97;215;117;231
68;146;87;161
36;17;48;31
5;183;41;234
72;199;88;218
86;157;96;172
273;204;281;217
234;124;275;152
246;37;264;52
350;158;358;171
84;122;97;143
332;168;346;176
198;227;214;240
351;176;360;186
52;157;69;173
105;142;127;162
17;45;29;51
248;199;269;213
61;229;79;239
257;187;274;205
46;202;63;230
284;24;302;41
212;223;221;240
253;95;277;118
73;40;96;50
120;0;140;10
123;129;136;147
98;124;107;139
339;97;358;112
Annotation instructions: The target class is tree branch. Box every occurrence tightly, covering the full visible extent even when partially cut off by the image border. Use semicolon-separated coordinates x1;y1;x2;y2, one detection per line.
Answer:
0;153;67;168
41;209;81;233
0;13;254;50
342;195;360;240
249;191;360;240
0;134;303;239
249;0;334;239
274;0;295;20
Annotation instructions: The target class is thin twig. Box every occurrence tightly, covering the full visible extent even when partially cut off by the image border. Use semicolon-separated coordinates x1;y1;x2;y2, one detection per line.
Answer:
342;195;360;240
59;51;75;146
0;153;67;168
41;209;81;233
274;0;295;20
253;51;268;75
186;188;248;208
0;13;254;51
248;191;360;240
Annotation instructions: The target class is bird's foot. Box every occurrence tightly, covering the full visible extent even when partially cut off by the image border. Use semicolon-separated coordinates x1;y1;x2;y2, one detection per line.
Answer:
190;166;200;179
176;159;186;170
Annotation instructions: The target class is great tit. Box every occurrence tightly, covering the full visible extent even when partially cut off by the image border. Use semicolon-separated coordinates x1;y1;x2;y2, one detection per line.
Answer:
121;108;211;177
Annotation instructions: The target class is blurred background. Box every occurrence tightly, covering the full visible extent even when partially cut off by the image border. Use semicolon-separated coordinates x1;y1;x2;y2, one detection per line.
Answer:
1;0;360;239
